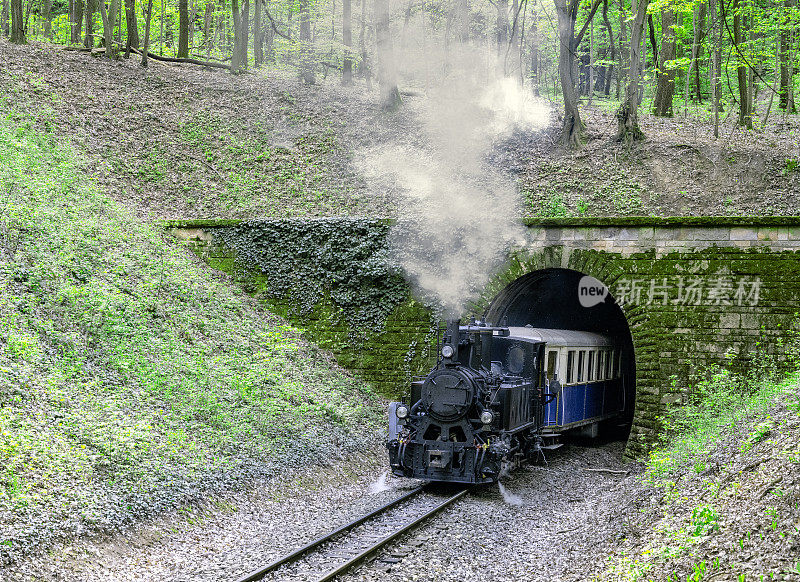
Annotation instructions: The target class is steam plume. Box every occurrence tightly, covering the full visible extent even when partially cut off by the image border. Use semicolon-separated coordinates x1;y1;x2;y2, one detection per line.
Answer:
360;39;551;318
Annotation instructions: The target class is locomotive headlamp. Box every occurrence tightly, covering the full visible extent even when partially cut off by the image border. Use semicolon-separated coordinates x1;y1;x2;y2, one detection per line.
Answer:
480;410;494;425
441;345;455;359
396;405;409;419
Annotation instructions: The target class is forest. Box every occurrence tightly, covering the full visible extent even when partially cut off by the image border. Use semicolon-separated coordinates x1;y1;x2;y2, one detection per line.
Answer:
1;0;798;148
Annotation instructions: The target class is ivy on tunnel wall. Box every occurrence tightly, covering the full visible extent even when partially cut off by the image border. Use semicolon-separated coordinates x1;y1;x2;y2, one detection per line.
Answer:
180;219;440;397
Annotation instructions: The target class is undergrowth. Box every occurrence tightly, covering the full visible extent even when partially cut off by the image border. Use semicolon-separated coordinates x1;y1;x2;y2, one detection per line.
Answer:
603;345;800;581
0;113;382;558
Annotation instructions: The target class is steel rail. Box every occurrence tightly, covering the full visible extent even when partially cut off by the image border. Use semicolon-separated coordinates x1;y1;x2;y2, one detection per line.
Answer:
232;485;426;582
315;487;470;582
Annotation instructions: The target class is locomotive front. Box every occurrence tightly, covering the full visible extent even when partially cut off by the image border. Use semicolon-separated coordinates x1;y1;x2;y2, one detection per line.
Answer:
386;320;546;484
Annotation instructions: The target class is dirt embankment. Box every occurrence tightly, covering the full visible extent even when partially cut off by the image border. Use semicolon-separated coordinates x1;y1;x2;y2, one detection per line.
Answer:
2;39;798;221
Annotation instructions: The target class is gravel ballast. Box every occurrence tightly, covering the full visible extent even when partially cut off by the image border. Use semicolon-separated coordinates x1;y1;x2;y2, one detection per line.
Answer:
2;439;641;581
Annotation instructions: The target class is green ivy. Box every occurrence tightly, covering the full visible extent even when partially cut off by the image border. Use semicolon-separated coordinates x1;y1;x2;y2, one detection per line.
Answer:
216;219;410;344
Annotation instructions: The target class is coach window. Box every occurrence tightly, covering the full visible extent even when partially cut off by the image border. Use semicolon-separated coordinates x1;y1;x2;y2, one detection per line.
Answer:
566;350;576;384
600;351;606;380
577;350;586;383
547;350;558;381
587;351;595;382
611;349;618;378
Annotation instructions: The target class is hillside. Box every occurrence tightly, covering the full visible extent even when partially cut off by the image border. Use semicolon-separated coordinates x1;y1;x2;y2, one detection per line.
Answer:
589;369;800;581
1;40;798;221
0;109;383;566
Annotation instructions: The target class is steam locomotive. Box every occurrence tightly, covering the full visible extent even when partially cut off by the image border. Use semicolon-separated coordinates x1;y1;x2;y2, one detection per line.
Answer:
386;320;626;484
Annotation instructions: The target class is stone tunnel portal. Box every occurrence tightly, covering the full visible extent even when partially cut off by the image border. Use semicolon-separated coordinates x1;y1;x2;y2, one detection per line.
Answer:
484;268;636;435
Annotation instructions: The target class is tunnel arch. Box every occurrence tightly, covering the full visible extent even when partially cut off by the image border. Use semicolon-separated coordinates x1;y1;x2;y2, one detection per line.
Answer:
483;267;637;432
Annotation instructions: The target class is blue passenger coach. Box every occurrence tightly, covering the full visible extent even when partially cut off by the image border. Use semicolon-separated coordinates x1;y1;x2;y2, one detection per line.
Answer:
505;327;625;437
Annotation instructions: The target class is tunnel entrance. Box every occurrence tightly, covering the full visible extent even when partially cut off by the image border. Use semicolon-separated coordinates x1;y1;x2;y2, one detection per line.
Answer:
484;268;636;432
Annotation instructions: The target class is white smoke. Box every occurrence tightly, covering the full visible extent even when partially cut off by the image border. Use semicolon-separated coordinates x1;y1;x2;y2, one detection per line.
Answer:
360;42;551;318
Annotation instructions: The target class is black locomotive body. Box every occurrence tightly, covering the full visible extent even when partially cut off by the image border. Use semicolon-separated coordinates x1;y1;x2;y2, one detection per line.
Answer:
386;320;547;485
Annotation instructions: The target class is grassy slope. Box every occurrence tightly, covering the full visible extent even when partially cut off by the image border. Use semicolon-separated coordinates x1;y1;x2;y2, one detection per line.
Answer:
0;115;382;559
597;366;800;581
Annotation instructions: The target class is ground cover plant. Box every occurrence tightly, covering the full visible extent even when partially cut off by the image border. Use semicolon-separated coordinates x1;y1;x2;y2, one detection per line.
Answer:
0;112;383;563
600;356;800;580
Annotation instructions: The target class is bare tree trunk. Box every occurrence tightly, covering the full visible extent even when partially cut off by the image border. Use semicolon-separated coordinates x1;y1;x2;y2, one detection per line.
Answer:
10;0;24;42
264;0;274;61
72;0;84;43
231;0;243;72
496;0;509;54
731;0;753;127
530;4;540;94
99;0;120;57
653;10;676;116
647;13;657;70
358;0;369;84
42;0;52;38
2;0;9;38
588;18;594;103
691;2;706;102
84;0;94;46
555;0;582;146
178;0;189;57
299;0;314;83
617;0;649;142
616;0;626;98
342;0;353;83
124;0;138;54
203;1;212;57
709;0;721;135
601;0;614;95
457;0;469;42
141;0;154;65
376;0;400;108
240;0;249;67
779;0;797;111
253;0;263;65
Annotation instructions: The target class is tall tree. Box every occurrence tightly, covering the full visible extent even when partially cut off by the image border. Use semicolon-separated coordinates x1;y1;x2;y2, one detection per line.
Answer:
71;0;85;43
600;0;615;95
687;1;706;104
84;0;95;47
98;0;120;57
496;0;509;53
553;0;603;147
653;9;676;116
779;0;797;111
299;0;314;83
253;0;263;66
2;0;9;37
42;0;53;38
231;0;244;72
124;0;139;54
375;0;400;108
9;0;24;42
617;0;628;98
342;0;353;83
709;0;721;134
729;0;753;127
617;0;649;142
141;0;155;65
178;0;189;57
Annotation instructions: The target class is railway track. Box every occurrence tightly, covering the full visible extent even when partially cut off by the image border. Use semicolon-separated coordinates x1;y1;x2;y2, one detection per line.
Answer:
233;485;469;582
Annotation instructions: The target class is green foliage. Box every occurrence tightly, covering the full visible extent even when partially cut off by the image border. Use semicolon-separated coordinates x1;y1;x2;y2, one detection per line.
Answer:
689;506;720;537
0;115;381;554
646;351;792;482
